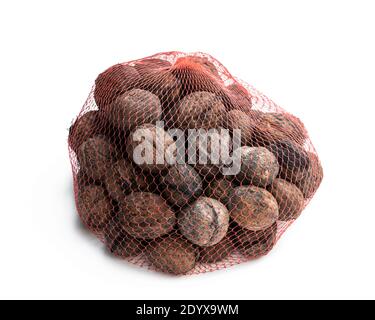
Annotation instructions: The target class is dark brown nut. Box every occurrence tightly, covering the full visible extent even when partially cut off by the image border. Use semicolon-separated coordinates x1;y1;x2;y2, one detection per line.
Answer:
178;197;230;247
268;140;310;173
77;185;112;232
104;89;162;132
293;152;323;199
230;146;279;187
147;235;197;275
69;111;104;154
205;179;233;205
104;159;151;202
119;192;176;240
237;222;277;258
267;178;304;221
227;186;279;232
94;64;141;109
161;164;203;208
127;123;177;172
104;219;144;258
226;83;252;112
222;110;253;146
173;91;226;130
252;112;307;146
199;234;235;263
77;136;117;180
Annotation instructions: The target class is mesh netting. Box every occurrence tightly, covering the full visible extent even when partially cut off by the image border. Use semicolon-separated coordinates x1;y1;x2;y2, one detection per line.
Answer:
68;51;323;275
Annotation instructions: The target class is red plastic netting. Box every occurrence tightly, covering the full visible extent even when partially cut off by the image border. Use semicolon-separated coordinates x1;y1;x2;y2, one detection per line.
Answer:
68;51;323;275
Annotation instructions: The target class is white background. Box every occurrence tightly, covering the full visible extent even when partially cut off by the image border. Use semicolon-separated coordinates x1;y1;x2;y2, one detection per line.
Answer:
0;0;374;300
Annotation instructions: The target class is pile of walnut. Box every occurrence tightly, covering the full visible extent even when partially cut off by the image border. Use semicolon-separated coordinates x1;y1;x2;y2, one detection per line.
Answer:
69;53;323;275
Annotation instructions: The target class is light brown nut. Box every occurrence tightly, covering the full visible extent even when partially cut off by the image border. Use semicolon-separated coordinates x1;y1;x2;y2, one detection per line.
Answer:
105;89;162;132
230;146;279;187
147;235;197;275
119;192;176;240
227;186;279;232
178;197;230;247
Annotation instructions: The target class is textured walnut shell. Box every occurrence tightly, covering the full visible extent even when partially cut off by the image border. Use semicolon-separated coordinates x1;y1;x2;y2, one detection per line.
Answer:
127;123;177;172
161;164;203;208
136;68;181;111
104;89;162;132
178;197;229;247
69;111;105;154
77;136;117;180
172;91;226;130
119;192;176;240
227;186;279;232
104;159;151;202
236;222;277;258
252;112;307;146
77;185;112;232
147;235;197;275
230;146;279;187
94;64;141;109
267;178;304;221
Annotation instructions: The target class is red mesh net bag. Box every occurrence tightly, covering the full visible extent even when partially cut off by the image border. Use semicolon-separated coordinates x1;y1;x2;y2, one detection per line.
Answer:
68;51;323;275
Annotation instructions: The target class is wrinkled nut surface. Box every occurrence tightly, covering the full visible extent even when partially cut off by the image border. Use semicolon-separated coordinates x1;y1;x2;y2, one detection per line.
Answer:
127;123;177;172
147;235;197;275
173;91;226;129
161;164;203;207
228;186;279;232
78;185;112;232
106;89;162;131
252;112;307;146
237;222;277;258
133;57;179;110
69;111;103;153
230;146;279;187
77;136;117;180
267;178;304;221
178;197;230;247
120;192;176;240
104;159;150;202
94;64;141;109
